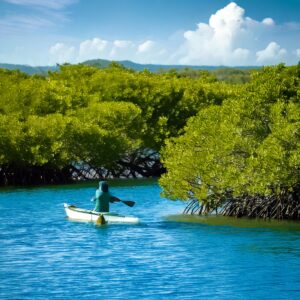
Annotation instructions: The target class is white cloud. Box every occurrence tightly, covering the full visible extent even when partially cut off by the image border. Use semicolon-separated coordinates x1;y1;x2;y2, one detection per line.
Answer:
262;18;275;26
0;0;76;35
3;0;76;10
233;48;250;61
45;3;299;66
256;42;286;64
135;40;168;64
178;2;255;65
110;40;135;60
79;38;108;61
48;37;166;65
0;14;54;33
113;40;133;48
175;2;294;66
138;40;155;53
49;42;75;64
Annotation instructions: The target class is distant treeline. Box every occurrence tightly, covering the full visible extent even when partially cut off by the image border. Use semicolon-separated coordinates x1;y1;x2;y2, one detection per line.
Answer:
0;59;257;83
157;68;253;83
85;59;256;84
1;62;299;220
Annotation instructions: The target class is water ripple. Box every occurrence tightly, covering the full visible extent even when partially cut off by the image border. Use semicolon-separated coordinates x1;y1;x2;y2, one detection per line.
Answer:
1;181;300;299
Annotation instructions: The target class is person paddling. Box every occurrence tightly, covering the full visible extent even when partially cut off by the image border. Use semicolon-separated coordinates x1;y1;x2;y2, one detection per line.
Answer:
91;181;135;213
91;181;117;212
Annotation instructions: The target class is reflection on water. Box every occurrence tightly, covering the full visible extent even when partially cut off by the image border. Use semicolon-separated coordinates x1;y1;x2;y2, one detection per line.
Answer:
167;214;300;260
166;214;300;231
1;179;300;300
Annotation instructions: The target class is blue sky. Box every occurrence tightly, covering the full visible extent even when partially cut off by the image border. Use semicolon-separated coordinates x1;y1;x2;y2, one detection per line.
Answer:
0;0;300;66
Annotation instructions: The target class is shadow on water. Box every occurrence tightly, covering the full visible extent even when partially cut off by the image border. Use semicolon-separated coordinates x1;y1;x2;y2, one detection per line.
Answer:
0;178;157;193
165;214;300;231
241;242;300;257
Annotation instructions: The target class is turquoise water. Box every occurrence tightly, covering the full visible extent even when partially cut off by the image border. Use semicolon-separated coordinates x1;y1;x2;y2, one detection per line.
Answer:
1;179;300;299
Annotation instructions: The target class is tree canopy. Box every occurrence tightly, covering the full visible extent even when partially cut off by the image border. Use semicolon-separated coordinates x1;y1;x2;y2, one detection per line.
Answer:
0;63;231;184
159;63;300;219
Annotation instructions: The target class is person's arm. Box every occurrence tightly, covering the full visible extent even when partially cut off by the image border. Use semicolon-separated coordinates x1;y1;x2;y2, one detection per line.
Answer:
91;190;99;201
110;196;121;203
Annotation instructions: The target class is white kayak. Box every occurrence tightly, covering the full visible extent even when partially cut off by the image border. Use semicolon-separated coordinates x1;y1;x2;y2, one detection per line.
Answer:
64;203;139;224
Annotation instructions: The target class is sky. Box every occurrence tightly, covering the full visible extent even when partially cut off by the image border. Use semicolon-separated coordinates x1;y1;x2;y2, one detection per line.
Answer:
0;0;300;66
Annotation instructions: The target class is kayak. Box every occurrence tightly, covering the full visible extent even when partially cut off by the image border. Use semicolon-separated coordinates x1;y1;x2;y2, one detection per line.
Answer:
64;203;139;224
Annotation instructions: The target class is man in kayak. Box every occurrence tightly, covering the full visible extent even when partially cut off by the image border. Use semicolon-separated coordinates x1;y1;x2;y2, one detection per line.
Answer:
91;181;120;212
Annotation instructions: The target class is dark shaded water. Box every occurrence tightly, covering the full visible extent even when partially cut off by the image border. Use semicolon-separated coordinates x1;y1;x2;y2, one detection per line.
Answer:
1;179;300;299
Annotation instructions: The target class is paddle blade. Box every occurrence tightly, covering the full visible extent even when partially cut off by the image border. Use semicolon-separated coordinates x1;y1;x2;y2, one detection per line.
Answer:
122;200;135;207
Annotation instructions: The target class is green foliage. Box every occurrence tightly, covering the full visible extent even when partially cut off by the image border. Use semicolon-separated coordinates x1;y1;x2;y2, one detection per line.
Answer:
0;66;146;174
1;62;298;191
160;64;300;204
157;67;254;84
68;102;143;167
0;114;23;164
211;68;253;84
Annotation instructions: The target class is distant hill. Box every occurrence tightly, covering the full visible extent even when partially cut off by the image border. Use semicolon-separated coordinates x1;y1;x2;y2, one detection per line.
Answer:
83;59;260;83
83;58;259;72
0;63;58;75
0;59;260;75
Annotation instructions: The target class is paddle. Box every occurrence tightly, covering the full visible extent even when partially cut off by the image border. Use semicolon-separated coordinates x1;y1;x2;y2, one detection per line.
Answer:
110;196;135;207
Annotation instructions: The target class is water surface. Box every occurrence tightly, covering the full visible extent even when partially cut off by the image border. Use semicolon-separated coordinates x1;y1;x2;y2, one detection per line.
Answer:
1;180;300;299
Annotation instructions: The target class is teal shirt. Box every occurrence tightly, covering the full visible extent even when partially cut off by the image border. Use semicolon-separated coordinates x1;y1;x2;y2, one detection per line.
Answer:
93;189;111;212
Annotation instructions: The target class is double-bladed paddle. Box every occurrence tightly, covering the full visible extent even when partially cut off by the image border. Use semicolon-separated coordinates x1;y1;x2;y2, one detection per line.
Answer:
110;196;135;207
